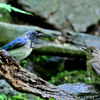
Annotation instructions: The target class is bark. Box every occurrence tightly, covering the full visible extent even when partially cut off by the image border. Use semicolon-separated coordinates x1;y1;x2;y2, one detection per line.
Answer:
0;49;78;100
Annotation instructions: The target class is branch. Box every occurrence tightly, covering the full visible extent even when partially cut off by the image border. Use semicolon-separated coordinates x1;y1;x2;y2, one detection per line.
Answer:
34;40;86;59
0;49;77;100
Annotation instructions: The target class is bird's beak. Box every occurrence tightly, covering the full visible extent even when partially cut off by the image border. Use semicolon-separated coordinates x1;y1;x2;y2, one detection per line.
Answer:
37;33;44;37
82;47;87;51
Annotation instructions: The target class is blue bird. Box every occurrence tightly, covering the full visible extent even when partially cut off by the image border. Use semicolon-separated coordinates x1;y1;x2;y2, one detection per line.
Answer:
1;31;43;61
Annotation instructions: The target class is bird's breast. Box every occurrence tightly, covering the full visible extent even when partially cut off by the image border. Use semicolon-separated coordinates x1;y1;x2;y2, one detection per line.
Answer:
8;41;33;61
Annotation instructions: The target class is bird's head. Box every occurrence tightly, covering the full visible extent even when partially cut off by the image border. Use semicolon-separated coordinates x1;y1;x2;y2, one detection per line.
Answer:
26;31;43;37
82;46;99;60
25;31;43;48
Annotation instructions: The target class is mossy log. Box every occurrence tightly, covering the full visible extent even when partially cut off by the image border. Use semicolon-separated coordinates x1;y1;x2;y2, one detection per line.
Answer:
34;39;85;59
0;22;61;45
0;22;100;58
0;49;78;100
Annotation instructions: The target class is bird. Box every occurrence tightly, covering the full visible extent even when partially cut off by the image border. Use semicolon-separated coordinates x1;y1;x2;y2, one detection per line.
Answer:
1;31;43;61
82;46;100;85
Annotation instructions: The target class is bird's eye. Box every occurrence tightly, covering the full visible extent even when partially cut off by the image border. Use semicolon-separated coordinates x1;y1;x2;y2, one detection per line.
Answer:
91;50;93;52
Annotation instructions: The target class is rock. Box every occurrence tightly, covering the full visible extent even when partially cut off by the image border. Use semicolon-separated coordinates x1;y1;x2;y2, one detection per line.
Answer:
1;80;100;100
0;80;18;95
0;0;7;3
59;83;100;100
10;0;100;33
0;80;40;100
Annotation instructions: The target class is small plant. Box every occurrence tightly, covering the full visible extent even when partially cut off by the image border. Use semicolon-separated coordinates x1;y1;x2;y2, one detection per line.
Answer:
20;59;29;68
36;55;51;63
0;3;32;15
43;37;55;41
0;93;28;100
0;93;55;100
49;70;92;85
12;93;28;100
37;97;55;100
0;94;8;100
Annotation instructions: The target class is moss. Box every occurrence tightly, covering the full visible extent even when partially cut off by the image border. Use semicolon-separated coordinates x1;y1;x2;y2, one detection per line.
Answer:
0;93;48;100
49;70;92;85
0;9;13;23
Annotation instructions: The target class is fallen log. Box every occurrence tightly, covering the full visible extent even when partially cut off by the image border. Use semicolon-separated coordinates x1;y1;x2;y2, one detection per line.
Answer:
0;22;61;45
34;39;85;59
0;22;100;59
0;49;78;100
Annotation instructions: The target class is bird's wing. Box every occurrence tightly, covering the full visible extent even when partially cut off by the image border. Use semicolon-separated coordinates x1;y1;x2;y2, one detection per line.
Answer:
92;62;100;76
1;37;27;50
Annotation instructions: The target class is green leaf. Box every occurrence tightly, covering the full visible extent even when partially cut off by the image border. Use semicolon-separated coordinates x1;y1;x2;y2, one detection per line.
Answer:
0;3;12;12
11;6;33;15
0;94;7;100
50;98;55;100
0;3;32;15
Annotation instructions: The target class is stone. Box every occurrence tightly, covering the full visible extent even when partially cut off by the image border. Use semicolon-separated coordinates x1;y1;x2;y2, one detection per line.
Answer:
13;0;100;33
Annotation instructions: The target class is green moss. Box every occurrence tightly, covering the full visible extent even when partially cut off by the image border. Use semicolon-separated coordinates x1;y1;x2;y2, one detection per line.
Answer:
43;37;55;41
0;93;50;100
0;9;12;23
49;70;92;85
36;55;51;63
0;93;28;100
20;59;29;68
